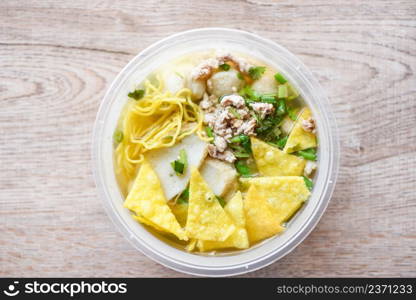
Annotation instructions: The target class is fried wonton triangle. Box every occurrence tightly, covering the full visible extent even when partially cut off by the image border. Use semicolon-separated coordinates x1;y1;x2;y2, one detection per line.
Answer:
197;191;249;251
283;108;317;153
186;168;235;242
244;185;284;244
124;159;188;241
240;176;310;223
251;137;306;176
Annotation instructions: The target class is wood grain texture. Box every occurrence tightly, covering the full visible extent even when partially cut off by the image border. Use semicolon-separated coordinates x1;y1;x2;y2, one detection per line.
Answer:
0;0;415;277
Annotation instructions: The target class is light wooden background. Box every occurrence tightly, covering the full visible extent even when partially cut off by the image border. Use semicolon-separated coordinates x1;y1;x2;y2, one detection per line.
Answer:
1;0;415;278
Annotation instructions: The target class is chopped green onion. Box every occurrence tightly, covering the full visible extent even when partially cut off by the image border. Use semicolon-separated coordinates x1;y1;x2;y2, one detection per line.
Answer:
234;152;250;158
230;134;249;144
179;149;188;169
303;176;313;191
219;63;231;71
216;195;226;207
239;85;259;102
287;83;299;100
278;85;288;99
205;126;214;138
235;160;251;177
297;148;317;161
177;187;189;204
237;72;244;80
274;73;287;84
229;144;250;158
273;126;281;137
113;130;123;143
259;94;277;104
275;136;288;149
128;89;145;100
171;149;188;175
276;99;287;116
230;134;251;154
228;107;241;119
255;113;283;138
171;160;184;174
250;110;261;123
248;66;266;80
287;107;298;121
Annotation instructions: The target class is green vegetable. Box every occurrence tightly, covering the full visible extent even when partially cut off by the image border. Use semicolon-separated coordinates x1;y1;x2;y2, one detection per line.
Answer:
274;73;287;84
234;160;251;177
179;149;187;168
229;144;250;158
278;85;288;99
287;107;298;121
237;72;244;80
287;83;299;100
219;63;231;71
276;99;287;116
248;66;266;80
171;160;185;175
239;85;259;103
128;89;145;100
275;136;288;149
303;176;313;191
234;152;250;158
113;130;123;143
259;94;277;104
230;134;251;154
297;148;317;161
177;187;189;204
171;149;188;175
205;126;214;138
273;126;281;137
256;114;282;136
230;134;249;144
229;107;241;119
216;195;226;207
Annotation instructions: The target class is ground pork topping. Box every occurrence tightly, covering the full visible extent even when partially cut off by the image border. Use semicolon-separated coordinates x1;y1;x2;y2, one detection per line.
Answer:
302;117;316;134
213;136;228;152
250;102;275;119
220;94;245;108
235;118;257;136
216;51;253;74
207;144;236;163
200;92;259;162
200;93;217;112
191;52;254;80
191;58;221;80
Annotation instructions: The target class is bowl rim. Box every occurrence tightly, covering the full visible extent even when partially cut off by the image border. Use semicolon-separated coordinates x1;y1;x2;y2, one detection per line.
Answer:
92;27;340;277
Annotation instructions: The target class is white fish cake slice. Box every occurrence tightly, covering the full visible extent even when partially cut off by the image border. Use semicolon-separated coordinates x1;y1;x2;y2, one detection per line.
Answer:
200;158;237;197
146;134;208;200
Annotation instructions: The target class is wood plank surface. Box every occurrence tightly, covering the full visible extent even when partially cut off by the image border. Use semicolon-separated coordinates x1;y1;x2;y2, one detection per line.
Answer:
0;0;415;277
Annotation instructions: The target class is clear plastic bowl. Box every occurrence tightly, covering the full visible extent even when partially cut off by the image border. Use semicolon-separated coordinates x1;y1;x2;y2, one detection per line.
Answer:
92;28;339;277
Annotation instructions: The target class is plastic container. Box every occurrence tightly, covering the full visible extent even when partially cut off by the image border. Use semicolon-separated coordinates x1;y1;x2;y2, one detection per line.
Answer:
92;28;339;277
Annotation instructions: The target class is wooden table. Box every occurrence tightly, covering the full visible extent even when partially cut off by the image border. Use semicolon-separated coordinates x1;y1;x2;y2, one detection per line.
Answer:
1;0;415;277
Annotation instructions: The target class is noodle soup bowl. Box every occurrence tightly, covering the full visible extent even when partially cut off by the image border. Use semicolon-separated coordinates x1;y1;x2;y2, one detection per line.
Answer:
92;28;339;277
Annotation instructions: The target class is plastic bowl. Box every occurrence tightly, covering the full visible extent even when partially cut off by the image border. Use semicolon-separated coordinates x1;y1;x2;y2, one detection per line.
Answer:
92;28;339;277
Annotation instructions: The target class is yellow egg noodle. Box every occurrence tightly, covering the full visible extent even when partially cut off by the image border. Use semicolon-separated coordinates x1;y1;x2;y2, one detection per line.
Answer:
115;76;211;185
